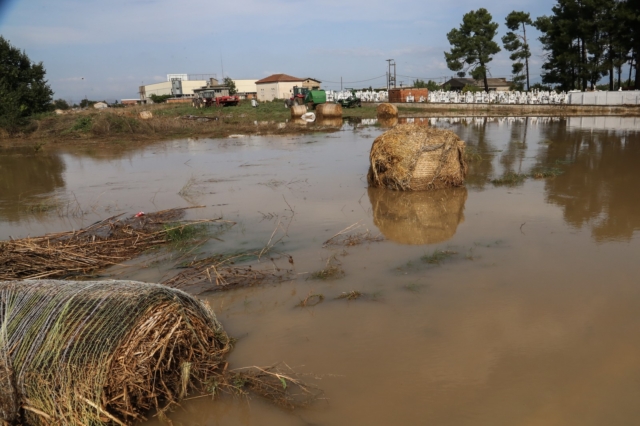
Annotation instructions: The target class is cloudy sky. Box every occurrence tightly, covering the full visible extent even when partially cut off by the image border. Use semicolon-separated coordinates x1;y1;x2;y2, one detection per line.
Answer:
1;0;557;103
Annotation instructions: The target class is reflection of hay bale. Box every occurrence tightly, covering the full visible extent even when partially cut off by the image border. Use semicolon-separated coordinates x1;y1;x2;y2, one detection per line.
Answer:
316;103;342;118
290;105;307;118
316;118;343;127
378;117;398;128
368;187;467;245
368;124;467;191
377;103;398;118
0;280;229;425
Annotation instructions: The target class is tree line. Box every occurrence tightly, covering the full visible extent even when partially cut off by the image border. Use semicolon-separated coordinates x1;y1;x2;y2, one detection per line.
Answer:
445;0;640;92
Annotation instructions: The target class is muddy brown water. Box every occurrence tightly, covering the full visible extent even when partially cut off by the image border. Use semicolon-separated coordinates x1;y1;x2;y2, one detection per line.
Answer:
2;116;640;425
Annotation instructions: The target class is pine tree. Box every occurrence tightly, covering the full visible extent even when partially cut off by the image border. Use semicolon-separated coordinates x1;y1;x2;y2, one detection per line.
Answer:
445;8;501;92
502;11;533;91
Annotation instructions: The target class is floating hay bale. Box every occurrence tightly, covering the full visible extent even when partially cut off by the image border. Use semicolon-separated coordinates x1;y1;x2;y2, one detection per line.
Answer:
300;112;316;122
0;280;230;426
138;110;153;120
376;103;398;118
378;117;398;128
368;187;467;245
367;124;467;191
316;118;343;128
316;103;342;119
290;105;307;118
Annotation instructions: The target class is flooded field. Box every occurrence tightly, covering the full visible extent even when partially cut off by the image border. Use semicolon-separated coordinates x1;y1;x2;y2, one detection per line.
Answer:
2;116;640;425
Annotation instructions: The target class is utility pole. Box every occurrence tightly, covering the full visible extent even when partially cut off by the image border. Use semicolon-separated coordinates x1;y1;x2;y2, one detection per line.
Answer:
386;59;396;90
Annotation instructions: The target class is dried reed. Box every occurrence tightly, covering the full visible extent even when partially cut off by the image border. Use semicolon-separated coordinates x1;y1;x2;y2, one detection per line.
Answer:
0;207;231;281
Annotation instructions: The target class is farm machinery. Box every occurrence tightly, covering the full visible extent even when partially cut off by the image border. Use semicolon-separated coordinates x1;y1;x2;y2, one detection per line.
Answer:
192;86;239;108
285;86;327;110
336;89;362;108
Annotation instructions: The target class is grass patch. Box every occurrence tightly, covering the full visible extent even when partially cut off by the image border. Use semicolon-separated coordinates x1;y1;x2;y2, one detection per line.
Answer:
531;167;563;179
335;290;363;301
464;145;483;162
421;249;458;265
491;171;528;186
163;222;211;245
297;292;325;307
70;116;93;132
309;255;345;280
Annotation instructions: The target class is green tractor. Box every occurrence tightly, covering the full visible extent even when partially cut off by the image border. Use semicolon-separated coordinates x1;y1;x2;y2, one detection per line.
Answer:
336;89;362;108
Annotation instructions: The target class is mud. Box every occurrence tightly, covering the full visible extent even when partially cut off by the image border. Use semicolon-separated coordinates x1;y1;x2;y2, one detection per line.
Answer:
1;117;640;425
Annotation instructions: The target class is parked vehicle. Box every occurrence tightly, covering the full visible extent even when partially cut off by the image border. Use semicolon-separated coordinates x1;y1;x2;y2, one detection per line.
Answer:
336;89;362;108
192;85;239;108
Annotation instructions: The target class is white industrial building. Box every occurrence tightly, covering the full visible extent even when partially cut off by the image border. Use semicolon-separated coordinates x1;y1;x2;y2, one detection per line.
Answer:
139;74;258;102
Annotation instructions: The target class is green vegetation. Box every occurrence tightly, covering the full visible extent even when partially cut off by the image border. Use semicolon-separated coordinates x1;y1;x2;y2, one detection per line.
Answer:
52;99;70;110
223;77;237;95
534;0;639;91
502;11;533;91
421;249;458;265
531;167;563;178
491;171;528;186
0;36;53;132
149;94;172;103
445;8;501;92
71;116;93;132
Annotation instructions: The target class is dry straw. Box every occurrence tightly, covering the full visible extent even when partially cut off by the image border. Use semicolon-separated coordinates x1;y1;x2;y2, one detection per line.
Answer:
367;186;467;245
290;105;307;118
376;103;398;118
0;208;229;281
315;103;342;119
0;280;230;425
367;124;468;191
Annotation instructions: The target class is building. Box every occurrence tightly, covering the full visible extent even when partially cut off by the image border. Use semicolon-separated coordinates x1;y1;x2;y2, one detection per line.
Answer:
138;74;216;102
301;78;321;90
255;74;304;102
121;99;141;106
443;77;512;91
233;79;258;99
388;88;429;103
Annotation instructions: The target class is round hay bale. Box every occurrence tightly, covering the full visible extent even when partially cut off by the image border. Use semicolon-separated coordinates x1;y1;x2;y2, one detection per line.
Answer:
368;186;467;245
376;103;398;118
367;124;468;191
316;103;342;119
138;110;153;120
290;104;307;118
378;117;398;128
316;118;343;128
0;280;229;426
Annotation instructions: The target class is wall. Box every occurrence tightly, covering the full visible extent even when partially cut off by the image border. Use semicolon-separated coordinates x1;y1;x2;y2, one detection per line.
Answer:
180;80;207;96
568;91;640;105
233;79;258;94
141;82;172;99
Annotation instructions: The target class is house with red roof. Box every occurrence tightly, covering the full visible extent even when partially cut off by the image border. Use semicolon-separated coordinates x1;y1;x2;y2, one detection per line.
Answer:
255;73;304;102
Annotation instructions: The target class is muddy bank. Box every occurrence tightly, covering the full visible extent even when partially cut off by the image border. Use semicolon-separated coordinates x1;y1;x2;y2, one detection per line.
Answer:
389;102;640;117
0;101;376;148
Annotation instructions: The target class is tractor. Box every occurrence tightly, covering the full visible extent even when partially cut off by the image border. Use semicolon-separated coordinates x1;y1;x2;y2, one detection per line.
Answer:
285;86;309;108
336;89;362;108
192;85;239;108
285;86;327;109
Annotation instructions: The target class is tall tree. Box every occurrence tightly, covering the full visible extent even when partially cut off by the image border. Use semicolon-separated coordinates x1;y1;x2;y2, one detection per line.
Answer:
445;8;501;92
0;36;53;130
223;77;237;95
502;11;533;91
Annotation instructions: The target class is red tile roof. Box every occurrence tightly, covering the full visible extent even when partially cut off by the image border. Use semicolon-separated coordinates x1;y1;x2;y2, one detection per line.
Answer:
255;73;303;84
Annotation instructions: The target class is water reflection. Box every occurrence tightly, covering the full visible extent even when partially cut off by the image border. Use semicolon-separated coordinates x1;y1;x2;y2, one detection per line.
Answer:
368;187;467;245
0;149;66;222
537;126;640;242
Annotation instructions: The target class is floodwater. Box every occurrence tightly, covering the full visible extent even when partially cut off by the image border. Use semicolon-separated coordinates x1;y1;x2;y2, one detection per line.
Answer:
2;116;640;425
